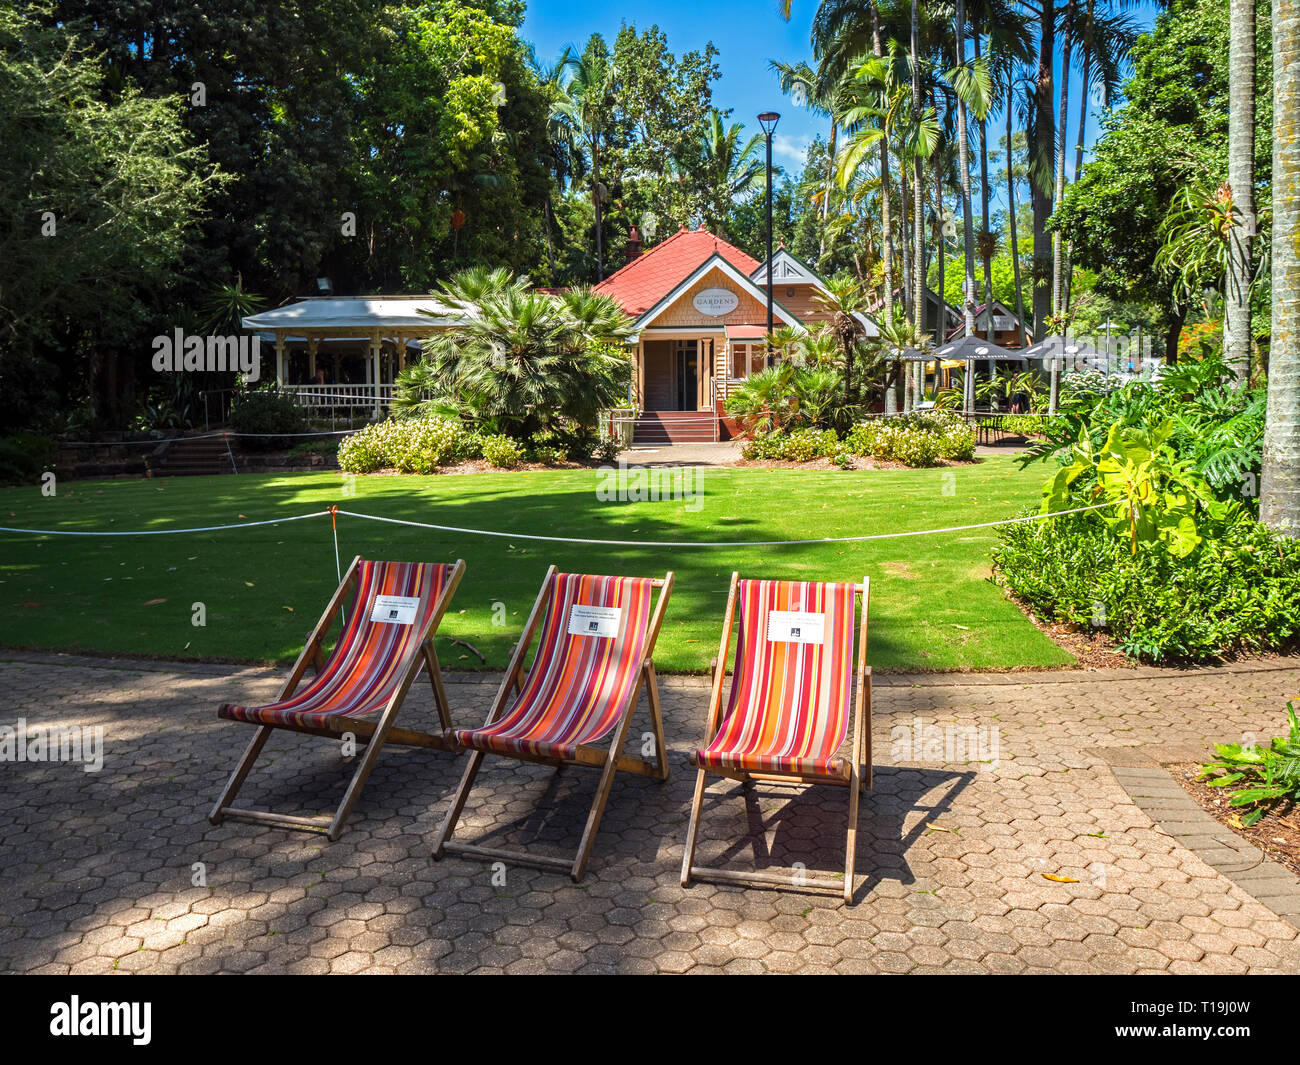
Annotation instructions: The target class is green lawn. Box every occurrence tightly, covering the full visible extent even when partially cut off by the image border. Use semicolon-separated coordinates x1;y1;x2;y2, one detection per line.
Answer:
0;458;1073;673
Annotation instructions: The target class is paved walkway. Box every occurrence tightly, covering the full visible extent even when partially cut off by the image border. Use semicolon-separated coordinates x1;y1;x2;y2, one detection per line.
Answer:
2;652;1298;974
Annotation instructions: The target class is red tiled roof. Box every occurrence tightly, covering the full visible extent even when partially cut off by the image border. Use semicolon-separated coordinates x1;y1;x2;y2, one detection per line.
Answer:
593;227;761;317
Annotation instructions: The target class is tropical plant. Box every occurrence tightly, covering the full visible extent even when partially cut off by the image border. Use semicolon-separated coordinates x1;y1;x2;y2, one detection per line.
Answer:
813;274;871;401
394;270;633;438
724;362;799;432
1200;703;1300;826
1041;418;1237;557
695;110;768;234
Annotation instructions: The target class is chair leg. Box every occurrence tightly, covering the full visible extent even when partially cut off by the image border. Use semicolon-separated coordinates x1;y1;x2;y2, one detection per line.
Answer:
209;726;273;825
432;749;486;859
424;642;453;732
570;682;644;883
679;767;710;887
643;663;670;782
327;720;398;841
844;763;861;904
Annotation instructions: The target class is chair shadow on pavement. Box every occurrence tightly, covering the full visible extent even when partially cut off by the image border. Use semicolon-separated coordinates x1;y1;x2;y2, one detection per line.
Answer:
692;765;974;902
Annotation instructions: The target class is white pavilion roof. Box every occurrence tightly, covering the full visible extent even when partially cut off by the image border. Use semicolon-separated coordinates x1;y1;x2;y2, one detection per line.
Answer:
242;296;466;332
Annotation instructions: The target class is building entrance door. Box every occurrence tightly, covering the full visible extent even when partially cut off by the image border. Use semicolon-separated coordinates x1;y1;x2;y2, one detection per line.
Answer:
675;341;698;411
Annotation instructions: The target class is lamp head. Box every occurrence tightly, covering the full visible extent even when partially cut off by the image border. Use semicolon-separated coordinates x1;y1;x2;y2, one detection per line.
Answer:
757;111;781;136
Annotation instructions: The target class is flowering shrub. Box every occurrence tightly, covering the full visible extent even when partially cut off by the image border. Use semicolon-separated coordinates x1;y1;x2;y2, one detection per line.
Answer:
337;418;473;473
481;434;525;469
740;428;838;461
843;412;974;467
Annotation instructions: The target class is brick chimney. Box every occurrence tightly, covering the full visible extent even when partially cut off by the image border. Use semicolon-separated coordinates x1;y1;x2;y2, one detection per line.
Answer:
624;225;643;264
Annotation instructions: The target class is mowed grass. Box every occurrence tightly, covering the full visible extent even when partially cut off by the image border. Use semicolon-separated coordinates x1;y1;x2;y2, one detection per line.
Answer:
0;458;1073;673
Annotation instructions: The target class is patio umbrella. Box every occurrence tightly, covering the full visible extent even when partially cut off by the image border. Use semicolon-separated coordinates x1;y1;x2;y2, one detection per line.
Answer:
1020;336;1104;364
931;335;1026;412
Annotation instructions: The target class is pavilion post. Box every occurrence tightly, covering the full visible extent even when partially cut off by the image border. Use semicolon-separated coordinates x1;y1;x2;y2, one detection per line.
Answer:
275;335;286;387
369;332;382;415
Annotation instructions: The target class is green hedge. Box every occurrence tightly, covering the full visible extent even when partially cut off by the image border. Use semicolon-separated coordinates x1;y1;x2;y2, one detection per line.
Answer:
993;511;1300;663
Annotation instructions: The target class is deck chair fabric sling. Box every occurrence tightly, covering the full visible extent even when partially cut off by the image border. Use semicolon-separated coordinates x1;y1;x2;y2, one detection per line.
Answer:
434;566;673;882
210;555;465;840
681;574;870;903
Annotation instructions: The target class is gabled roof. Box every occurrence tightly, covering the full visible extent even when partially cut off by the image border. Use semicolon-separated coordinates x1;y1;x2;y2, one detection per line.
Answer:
751;247;880;337
594;226;761;317
635;253;805;333
947;300;1033;344
750;247;825;287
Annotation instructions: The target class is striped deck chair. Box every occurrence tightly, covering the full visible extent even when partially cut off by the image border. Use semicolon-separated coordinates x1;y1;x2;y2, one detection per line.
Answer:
210;555;465;840
433;565;673;881
680;573;871;902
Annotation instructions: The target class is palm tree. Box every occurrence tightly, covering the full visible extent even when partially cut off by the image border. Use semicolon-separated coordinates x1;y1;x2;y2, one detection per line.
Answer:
814;274;870;403
412;282;631;437
531;46;576;280
697;111;767;236
971;0;1032;339
1260;0;1298;536
1063;2;1137;310
1225;0;1257;383
771;58;845;261
876;312;933;409
948;0;993;412
553;42;615;280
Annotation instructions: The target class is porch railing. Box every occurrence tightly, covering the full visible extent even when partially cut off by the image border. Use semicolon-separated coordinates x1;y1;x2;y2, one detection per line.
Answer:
282;384;394;408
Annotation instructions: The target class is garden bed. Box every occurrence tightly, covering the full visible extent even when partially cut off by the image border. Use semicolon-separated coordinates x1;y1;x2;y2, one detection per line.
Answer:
1168;762;1300;879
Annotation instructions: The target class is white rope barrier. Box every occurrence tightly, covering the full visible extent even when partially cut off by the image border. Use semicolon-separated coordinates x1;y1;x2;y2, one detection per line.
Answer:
0;511;332;537
0;501;1112;545
331;502;1113;548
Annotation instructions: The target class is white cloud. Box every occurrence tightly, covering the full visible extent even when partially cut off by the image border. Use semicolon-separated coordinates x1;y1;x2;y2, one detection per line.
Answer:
771;133;811;167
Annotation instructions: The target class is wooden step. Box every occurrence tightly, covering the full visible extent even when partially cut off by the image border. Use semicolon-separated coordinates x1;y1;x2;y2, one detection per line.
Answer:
633;412;718;445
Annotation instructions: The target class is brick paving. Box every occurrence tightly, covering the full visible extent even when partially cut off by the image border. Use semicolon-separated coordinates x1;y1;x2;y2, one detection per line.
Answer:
1;651;1299;975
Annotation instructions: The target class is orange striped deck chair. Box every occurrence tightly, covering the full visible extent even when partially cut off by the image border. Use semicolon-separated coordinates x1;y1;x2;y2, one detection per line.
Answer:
210;555;465;840
681;573;871;902
434;565;673;881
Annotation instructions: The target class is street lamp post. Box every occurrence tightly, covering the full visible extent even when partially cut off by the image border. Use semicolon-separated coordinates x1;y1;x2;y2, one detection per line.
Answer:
758;111;780;352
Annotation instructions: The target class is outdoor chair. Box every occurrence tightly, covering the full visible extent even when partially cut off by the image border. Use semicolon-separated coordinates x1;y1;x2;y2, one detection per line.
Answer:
433;566;673;882
210;555;465;840
680;573;871;902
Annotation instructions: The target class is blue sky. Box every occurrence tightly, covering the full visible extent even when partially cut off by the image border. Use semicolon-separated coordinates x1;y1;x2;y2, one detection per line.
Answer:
524;2;1163;179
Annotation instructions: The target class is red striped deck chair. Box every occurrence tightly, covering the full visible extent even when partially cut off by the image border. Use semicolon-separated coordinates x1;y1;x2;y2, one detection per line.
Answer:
680;573;871;902
433;565;673;881
210;555;465;840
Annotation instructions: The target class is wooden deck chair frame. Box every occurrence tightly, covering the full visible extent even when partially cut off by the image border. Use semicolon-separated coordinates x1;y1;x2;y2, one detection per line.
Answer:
433;565;674;882
680;572;871;903
209;555;466;841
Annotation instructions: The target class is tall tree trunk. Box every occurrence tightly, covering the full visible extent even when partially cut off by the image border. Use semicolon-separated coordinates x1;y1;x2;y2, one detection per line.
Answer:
875;13;894;328
1008;85;1026;335
593;141;604;280
912;0;925;337
1064;51;1092;313
1260;0;1299;536
1052;13;1075;317
976;33;993;342
955;0;976;411
1225;0;1257;383
821;120;839;262
1032;0;1056;340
